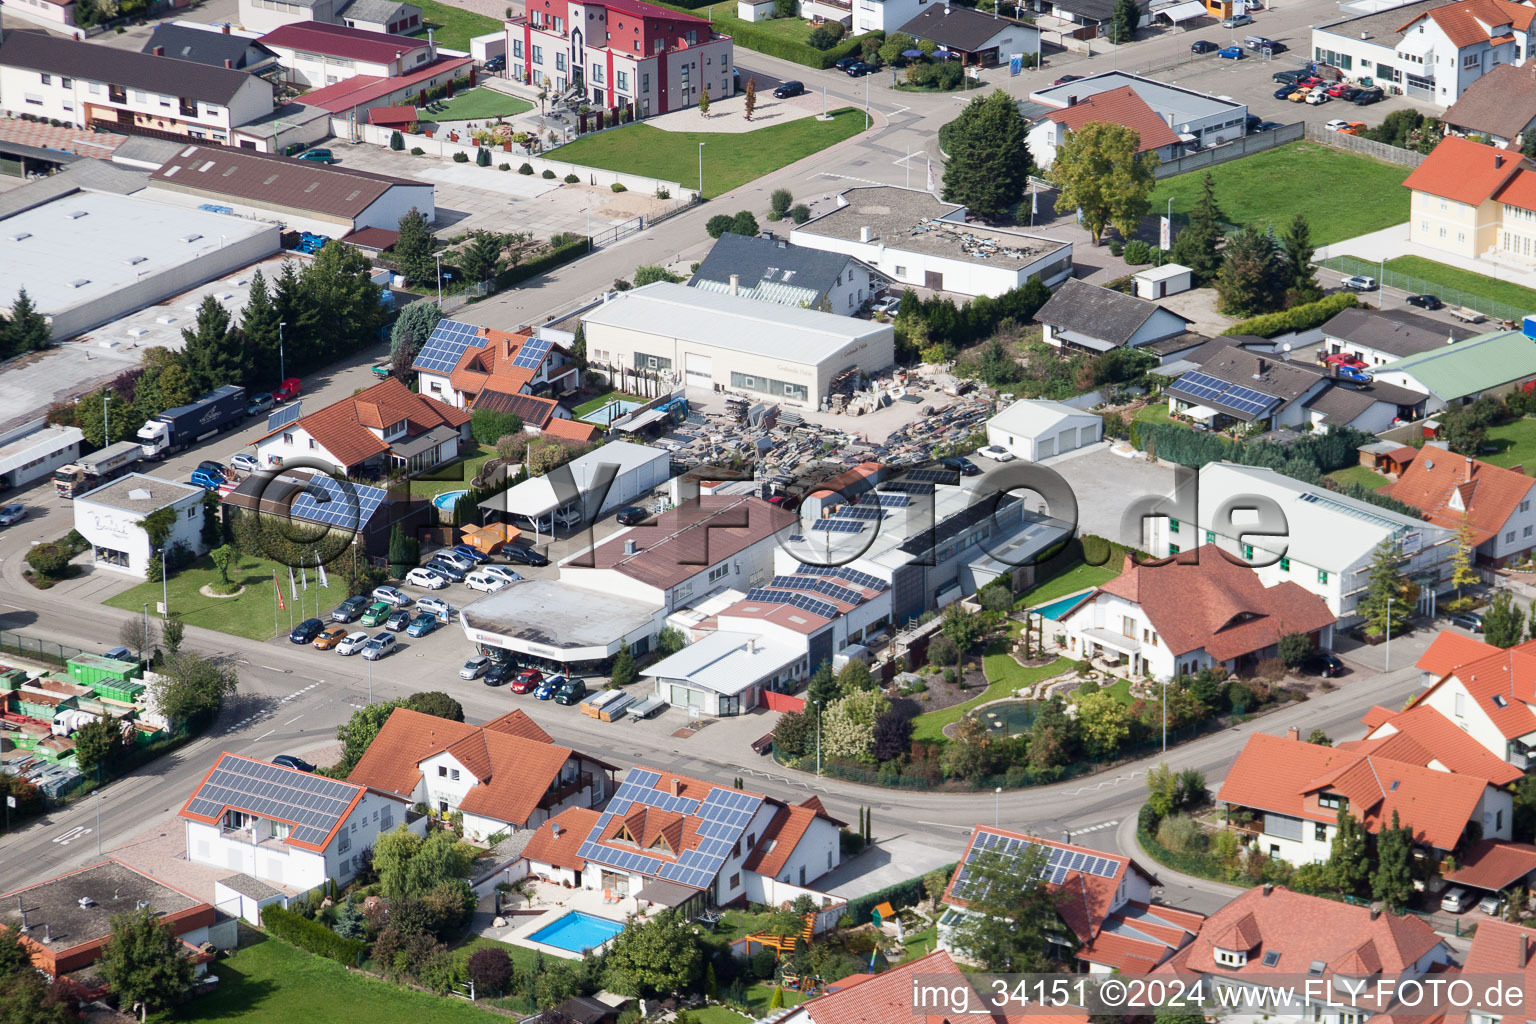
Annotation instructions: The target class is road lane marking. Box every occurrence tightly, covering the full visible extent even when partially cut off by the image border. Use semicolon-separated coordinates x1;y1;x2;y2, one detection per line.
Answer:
52;826;90;845
253;729;275;741
284;715;303;725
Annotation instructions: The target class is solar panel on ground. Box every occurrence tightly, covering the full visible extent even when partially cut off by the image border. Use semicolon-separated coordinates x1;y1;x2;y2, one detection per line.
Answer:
413;319;483;375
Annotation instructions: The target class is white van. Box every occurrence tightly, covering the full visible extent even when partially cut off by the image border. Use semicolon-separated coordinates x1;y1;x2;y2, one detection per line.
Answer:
553;506;582;529
465;570;509;593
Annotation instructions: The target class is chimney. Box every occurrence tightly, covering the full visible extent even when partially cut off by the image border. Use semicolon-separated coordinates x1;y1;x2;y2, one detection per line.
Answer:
153;46;164;56
1255;357;1267;376
1370;905;1381;920
225;59;234;68
1287;727;1300;742
1262;883;1273;896
859;225;872;243
670;777;682;797
1067;94;1078;107
729;273;739;296
1497;153;1506;169
223;21;231;32
1465;455;1474;481
624;538;638;555
749;638;759;654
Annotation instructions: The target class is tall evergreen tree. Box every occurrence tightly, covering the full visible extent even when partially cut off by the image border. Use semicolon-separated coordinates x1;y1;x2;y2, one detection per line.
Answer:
241;269;284;385
1326;807;1371;896
1371;810;1415;910
1280;214;1322;303
940;89;1033;223
0;307;10;361
1169;172;1224;282
180;294;249;393
1359;538;1415;639
1111;0;1139;42
1483;591;1526;648
1215;225;1281;316
6;288;52;354
395;207;437;286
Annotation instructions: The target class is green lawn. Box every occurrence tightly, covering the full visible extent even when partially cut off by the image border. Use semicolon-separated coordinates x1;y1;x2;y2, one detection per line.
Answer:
408;442;498;498
408;0;502;50
104;552;347;642
685;2;817;43
573;391;647;418
169;935;503;1023
1133;402;1174;427
1021;560;1120;609
694;1007;753;1024
900;923;938;959
431;88;533;122
1481;417;1536;473
910;652;1065;742
1327;464;1391;490
1150;142;1411;246
549;108;866;199
1383;255;1536;314
450;935;544;975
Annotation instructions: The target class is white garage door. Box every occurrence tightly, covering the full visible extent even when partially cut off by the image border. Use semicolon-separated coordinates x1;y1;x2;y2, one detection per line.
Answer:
1059;427;1077;451
1037;436;1056;459
685;352;713;387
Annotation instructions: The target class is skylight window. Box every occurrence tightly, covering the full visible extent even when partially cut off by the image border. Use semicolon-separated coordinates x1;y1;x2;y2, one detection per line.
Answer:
1262;951;1281;967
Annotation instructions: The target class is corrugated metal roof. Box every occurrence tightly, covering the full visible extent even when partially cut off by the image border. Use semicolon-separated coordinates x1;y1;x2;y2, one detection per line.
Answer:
1379;329;1536;400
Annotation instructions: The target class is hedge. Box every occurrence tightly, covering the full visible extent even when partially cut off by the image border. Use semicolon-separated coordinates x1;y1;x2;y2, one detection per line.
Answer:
261;904;365;965
842;863;955;925
1221;291;1358;339
725;21;872;69
491;236;588;289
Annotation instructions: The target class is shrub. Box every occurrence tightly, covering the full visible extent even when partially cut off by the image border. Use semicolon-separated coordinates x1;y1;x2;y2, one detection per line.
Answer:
25;543;71;579
543;169;557;179
731;211;759;236
390;130;404;151
806;25;840;49
499;162;511;171
1122;239;1153;265
261;904;365;965
791;204;811;224
1108;239;1125;257
611;181;627;192
843;865;954;925
519;162;534;174
718;19;869;69
657;185;671;199
410;147;425;155
1156;814;1206;855
769;188;793;220
926;635;959;666
1222;291;1358;338
476;147;491;167
564;173;580;183
706;214;734;238
452;151;470;163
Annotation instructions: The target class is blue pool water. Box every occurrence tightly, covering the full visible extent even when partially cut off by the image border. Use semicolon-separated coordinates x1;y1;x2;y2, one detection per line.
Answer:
581;399;642;427
1030;591;1092;620
527;911;626;953
432;489;468;511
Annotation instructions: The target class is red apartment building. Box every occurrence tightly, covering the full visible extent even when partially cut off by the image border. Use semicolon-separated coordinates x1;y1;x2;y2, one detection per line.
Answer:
506;0;733;118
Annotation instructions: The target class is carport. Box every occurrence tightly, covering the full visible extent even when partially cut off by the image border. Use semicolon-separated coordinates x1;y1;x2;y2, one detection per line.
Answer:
1442;839;1536;908
1155;0;1207;23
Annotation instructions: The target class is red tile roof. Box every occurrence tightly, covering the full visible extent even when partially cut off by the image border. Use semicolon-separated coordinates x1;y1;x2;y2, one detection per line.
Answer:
367;105;419;125
523;806;602;871
297;56;475;113
1417;630;1499;680
1496;167;1536;212
1385;452;1535;546
262;376;468;470
541;417;601;443
1041;86;1182;153
485;709;552;743
1218;732;1496;850
449;326;537;400
744;796;846;879
1443;918;1536;1024
1157;885;1445;982
1444;839;1536;891
1080;547;1335;661
1403;135;1529;205
1350;701;1522;785
1423;638;1536;739
1397;0;1534;47
259;21;430;64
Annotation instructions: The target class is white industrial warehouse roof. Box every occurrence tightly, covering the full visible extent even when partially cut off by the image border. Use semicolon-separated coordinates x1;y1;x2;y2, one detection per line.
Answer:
0;424;81;476
641;630;802;696
0;190;272;318
480;441;668;520
581;282;890;367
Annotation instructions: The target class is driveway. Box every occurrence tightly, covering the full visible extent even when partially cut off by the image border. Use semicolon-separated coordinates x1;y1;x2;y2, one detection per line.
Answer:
1045;444;1182;549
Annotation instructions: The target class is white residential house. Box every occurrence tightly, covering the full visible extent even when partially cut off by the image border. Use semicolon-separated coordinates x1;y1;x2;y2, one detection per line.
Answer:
985;398;1102;461
804;0;929;35
411;321;580;410
180;753;419;892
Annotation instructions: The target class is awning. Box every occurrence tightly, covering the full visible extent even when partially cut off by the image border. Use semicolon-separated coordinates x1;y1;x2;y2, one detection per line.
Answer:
392;424;459;459
1055;329;1118;352
612;407;670;432
634;878;704;906
1081;627;1141;653
1179;403;1218;420
1157;0;1207;21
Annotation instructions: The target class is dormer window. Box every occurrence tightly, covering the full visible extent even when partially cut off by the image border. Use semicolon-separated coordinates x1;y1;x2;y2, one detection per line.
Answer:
1215;948;1248;967
1319;793;1347;810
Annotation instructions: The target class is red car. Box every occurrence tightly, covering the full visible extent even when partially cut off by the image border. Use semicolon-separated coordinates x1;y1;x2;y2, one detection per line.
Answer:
272;377;302;403
1323;352;1366;370
1297;76;1324;90
510;668;543;693
1326;82;1354;98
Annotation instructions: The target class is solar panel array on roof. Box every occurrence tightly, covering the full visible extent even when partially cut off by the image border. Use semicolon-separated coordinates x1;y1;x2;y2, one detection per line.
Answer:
769;575;865;606
184;754;359;847
794;563;887;591
266;401;303;434
874;492;912;508
511;335;553;369
880;480;936;495
743;588;840;619
286;474;387;531
576;770;763;891
810;518;864;533
902;467;961;485
1168;370;1279;418
834;504;884;522
414;319;482;375
951;830;1121;899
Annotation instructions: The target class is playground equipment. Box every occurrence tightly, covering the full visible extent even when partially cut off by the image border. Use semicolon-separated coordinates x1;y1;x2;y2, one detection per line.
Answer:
745;911;816;957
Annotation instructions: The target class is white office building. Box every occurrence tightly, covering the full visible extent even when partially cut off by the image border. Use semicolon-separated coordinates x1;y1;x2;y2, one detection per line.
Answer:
73;473;208;578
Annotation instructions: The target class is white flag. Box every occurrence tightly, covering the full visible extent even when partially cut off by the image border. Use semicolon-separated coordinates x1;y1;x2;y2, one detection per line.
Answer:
1032;190;1038;215
301;562;308;591
317;561;330;589
926;158;934;192
288;567;297;602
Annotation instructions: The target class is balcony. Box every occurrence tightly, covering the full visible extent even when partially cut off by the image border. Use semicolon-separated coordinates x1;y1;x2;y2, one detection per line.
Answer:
539;772;593;810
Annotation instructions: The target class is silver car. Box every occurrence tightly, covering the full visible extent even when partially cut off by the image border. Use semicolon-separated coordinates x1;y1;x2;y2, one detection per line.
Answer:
460;655;492;680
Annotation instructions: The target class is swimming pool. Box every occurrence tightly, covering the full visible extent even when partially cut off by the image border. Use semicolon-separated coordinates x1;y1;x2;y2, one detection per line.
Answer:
580;399;641;427
431;489;468;512
526;911;626;953
1030;591;1092;620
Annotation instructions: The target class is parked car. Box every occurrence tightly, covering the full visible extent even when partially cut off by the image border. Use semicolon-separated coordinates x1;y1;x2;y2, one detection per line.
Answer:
1052;75;1082;85
405;567;448;590
230;453;260;474
361;633;397;660
433;550;478;572
336;631;371;655
1338;121;1367;135
1274;84;1301;100
297;148;334;164
511;668;543;693
940;456;981;476
1336;365;1373;384
1323;352;1367;369
371;585;411;608
104;646;135;662
360;601;392;627
190;466;225;490
384;609;411;631
1331;85;1361;102
1406;293;1443;309
416;596;451;618
271;378;301;403
0;504;26;527
289;618;324;644
482;565;524;586
272;754;316;773
484;54;506;72
1442;887;1473;913
1451;611;1485;633
485;661;515;686
1305;89;1330;105
460;656;493;680
331;595;369;622
871;295;900;315
501;546;550;567
1221;12;1253;26
844;60;875;77
1272;69;1304;83
1191;39;1219;53
615;505;649;526
406;614;438;637
1479;893;1505;915
246;393;275;416
1326;81;1355;98
452;544;491;565
1303;652;1345;677
313;626;349;650
1287;88;1310;102
424;558;467;582
1254;121;1284;132
465;570;508;593
975;444;1016;462
553;677;589;705
1325;119;1353;132
834;56;861;70
1341;274;1377;291
1353;87;1385;105
772;80;805;98
535;674;568;700
1217;45;1244;59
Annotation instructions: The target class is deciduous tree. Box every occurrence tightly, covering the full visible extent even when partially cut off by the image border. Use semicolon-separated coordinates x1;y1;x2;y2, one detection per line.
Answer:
744;76;757;121
603;910;702;997
1076;690;1131;758
1451;516;1480;597
394;207;437;286
1484;591;1525;648
1049;121;1157;245
1372;810;1415;910
99;906;194;1020
1326;808;1371;895
945;844;1056;971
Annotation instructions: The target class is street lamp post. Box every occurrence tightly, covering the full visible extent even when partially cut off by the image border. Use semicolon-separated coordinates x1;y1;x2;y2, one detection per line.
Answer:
367;655;373;705
1162;679;1168;752
435;254;443;307
103;392;110;443
279;321;287;382
698;142;705;198
141;603;149;664
161;547;168;620
994;787;1001;827
815;699;822;777
1385;593;1393;672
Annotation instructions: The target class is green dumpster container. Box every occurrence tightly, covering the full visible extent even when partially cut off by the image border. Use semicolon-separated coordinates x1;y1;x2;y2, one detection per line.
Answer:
67;654;142;688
